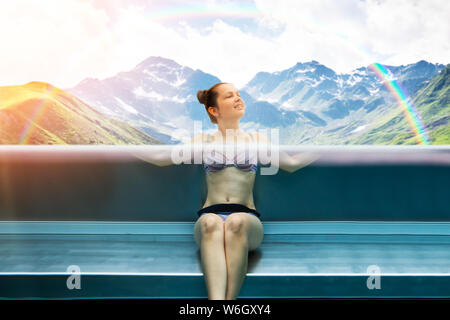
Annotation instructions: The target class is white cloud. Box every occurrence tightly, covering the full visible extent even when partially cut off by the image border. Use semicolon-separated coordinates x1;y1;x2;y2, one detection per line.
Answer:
254;0;450;70
170;19;279;88
0;0;448;90
362;0;450;66
0;0;110;87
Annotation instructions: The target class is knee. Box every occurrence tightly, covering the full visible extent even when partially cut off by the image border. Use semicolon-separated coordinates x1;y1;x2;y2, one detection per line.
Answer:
199;214;224;235
225;214;247;236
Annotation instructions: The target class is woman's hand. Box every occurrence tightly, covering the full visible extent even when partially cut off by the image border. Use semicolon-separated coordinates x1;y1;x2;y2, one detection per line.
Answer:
279;150;320;173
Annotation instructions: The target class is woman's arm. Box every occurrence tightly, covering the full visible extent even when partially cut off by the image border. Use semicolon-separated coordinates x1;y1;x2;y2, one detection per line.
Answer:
131;146;176;167
278;151;320;173
254;132;320;173
132;134;207;167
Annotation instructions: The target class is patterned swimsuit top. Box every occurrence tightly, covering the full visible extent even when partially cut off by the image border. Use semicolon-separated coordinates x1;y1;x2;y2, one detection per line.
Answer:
203;133;258;173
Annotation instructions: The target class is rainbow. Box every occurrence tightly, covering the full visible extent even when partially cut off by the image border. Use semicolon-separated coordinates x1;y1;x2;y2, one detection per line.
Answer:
369;63;429;145
19;84;58;144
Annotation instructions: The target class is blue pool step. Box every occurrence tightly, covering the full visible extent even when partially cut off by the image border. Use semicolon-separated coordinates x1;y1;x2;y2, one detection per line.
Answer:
1;221;449;299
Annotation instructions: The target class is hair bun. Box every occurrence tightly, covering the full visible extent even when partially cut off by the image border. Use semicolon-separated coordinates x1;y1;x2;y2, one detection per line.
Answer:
197;90;208;105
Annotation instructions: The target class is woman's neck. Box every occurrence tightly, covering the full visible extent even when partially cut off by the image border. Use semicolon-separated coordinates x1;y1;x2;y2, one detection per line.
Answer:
217;121;241;137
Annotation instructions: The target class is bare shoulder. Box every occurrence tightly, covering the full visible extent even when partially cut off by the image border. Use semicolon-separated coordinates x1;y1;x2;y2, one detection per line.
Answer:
190;133;209;143
251;131;270;143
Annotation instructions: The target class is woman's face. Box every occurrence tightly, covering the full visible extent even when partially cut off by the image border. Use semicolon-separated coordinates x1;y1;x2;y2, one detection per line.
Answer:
209;83;245;122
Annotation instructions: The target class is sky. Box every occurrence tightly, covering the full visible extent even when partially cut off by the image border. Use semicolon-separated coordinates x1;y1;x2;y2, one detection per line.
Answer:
0;0;449;89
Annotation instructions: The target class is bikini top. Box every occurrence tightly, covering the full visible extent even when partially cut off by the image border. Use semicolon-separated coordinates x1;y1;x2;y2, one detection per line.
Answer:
203;133;258;173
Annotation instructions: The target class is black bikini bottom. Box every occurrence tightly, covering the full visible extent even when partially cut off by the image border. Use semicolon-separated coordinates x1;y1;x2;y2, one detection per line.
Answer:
197;203;261;218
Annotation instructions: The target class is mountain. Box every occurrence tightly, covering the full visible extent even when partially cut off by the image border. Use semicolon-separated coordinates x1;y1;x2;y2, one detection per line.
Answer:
66;56;223;144
243;60;445;144
244;60;444;114
0;81;162;145
66;56;304;144
66;57;446;144
345;64;450;145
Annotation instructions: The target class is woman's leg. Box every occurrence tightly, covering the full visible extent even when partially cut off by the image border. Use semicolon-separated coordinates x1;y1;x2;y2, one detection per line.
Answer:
223;212;264;300
194;213;227;300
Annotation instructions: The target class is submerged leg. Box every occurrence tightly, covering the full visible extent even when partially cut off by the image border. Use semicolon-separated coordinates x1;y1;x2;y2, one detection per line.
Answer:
194;214;227;300
224;213;263;300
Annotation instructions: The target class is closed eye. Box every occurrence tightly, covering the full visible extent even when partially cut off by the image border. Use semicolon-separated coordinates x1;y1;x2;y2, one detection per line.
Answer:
225;91;240;98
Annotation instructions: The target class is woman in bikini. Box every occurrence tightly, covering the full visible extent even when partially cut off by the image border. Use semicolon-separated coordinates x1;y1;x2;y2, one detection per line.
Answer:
192;82;318;300
133;82;319;300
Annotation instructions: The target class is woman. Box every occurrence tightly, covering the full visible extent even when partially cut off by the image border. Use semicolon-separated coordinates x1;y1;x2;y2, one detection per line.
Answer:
133;82;319;300
192;82;318;300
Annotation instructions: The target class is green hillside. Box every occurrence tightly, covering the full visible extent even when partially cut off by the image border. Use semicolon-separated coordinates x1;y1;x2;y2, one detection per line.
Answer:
0;82;163;145
346;65;450;145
